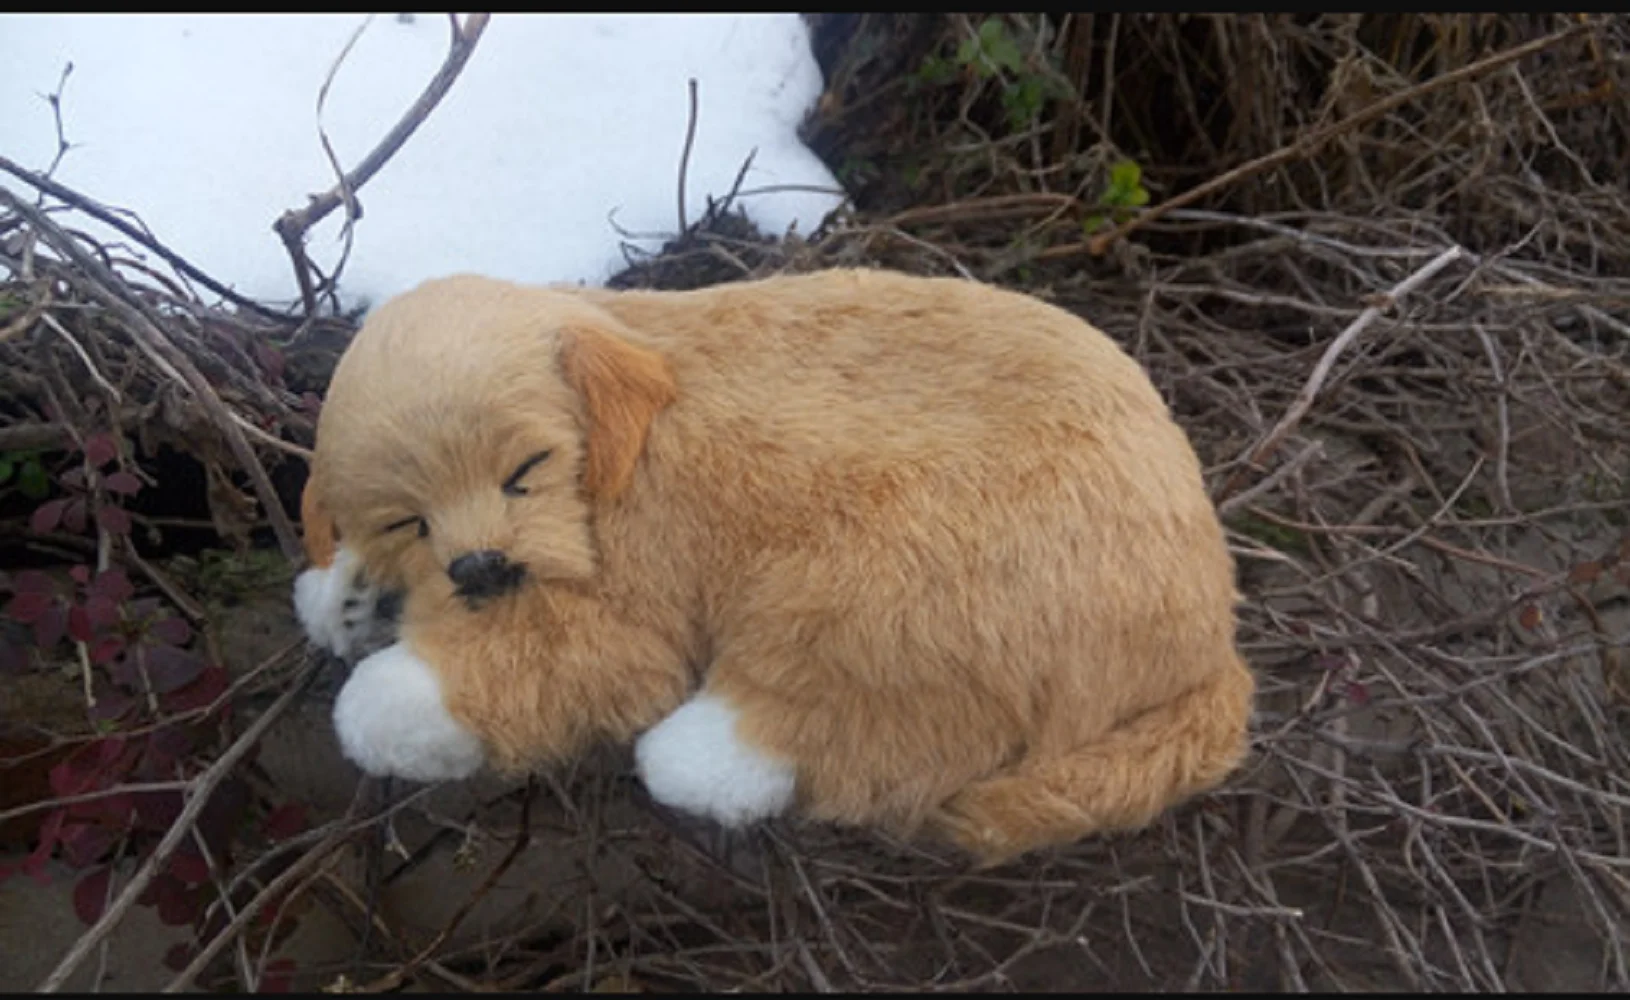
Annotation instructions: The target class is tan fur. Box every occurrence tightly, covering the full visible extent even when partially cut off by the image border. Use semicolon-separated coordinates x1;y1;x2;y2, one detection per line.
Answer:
300;463;337;569
558;326;678;501
300;267;1256;865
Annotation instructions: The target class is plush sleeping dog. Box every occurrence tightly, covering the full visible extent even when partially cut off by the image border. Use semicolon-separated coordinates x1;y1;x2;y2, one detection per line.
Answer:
293;267;1255;865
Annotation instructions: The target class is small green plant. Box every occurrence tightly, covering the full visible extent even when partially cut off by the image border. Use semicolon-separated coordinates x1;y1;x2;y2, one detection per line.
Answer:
1083;158;1151;235
917;17;1072;131
0;449;52;500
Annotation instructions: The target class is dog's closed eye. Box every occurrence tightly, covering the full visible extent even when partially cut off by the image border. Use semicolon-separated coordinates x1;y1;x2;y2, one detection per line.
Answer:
502;450;553;497
382;515;429;539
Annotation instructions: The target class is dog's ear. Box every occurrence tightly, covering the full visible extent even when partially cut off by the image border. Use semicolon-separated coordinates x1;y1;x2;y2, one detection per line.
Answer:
300;465;339;568
559;325;677;502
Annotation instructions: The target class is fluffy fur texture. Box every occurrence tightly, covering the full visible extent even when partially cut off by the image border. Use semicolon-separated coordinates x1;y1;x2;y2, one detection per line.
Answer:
634;692;799;826
331;640;486;782
297;267;1256;865
292;544;399;662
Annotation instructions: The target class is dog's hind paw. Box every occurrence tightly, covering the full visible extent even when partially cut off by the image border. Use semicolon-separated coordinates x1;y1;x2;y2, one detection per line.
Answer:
633;692;796;828
292;546;400;661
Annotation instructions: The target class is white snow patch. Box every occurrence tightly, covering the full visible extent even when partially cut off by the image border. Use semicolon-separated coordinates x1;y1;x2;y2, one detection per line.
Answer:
1;14;846;310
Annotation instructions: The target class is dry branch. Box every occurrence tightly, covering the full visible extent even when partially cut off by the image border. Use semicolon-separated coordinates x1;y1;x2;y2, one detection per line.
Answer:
0;153;288;321
272;12;491;315
1218;244;1469;501
36;661;321;992
0;188;305;561
5;12;1630;994
1082;22;1591;256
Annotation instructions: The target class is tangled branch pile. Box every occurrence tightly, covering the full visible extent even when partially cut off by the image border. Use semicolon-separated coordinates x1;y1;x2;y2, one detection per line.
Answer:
2;12;1628;993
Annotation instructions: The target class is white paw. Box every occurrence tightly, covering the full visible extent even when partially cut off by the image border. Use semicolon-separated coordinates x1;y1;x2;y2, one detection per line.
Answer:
292;546;388;660
332;641;486;783
633;692;796;827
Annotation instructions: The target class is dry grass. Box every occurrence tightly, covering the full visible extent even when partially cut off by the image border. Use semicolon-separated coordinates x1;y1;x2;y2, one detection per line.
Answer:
2;12;1628;992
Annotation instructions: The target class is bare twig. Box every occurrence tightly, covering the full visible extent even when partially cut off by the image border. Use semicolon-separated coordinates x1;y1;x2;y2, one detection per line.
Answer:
0;154;290;320
36;661;320;992
1;187;305;561
1218;244;1467;501
678;77;700;235
272;12;491;314
1083;22;1591;255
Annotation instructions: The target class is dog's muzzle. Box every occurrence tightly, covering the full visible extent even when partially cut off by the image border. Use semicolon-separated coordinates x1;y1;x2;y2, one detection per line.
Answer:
447;549;527;603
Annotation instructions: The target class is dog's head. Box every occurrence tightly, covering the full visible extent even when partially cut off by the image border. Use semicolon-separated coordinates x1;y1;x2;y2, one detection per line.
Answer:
300;275;676;607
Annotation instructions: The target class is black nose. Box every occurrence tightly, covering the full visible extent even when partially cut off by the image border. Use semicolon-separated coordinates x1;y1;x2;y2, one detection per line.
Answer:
447;549;526;601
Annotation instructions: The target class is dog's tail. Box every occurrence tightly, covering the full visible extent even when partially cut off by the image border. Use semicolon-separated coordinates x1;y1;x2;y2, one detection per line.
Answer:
932;652;1255;866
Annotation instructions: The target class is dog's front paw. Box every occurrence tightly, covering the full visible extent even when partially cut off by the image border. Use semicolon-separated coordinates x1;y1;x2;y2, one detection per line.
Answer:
332;641;486;783
292;546;398;660
633;692;796;828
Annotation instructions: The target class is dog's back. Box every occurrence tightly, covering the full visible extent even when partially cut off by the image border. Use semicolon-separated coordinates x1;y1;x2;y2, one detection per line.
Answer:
591;269;1253;859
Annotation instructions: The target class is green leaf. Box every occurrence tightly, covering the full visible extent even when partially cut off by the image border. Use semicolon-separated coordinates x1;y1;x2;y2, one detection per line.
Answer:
917;55;954;86
1129;187;1150;207
1110;159;1142;190
987;35;1023;75
19;460;50;500
0;457;14;484
1083;214;1107;234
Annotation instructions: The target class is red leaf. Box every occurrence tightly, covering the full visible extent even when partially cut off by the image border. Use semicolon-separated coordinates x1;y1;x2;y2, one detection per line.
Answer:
90;569;133;604
30;497;69;534
167;852;211;886
68;604;94;643
63;498;87;535
59;466;86;490
27;809;67;878
162;943;195;972
145;644;204;694
164;666;229;713
261;958;297;993
84;433;119;469
263;803;309;842
155;880;200;926
72;865;113;925
85;595;122;631
102;470;142;496
4;591;53;624
148;723;194;763
95;505;132;537
134;790;183;832
90;636;127;666
60;822;118;868
88;690;136;727
95;734;129;766
149;616;191;647
50;760;90;798
32;605;67;651
69;790;135;825
1518;604;1543;631
69;565;91;585
127;597;163;620
195;779;249;863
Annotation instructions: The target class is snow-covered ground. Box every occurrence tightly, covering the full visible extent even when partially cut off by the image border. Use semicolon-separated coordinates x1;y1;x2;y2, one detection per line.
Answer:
0;13;847;311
